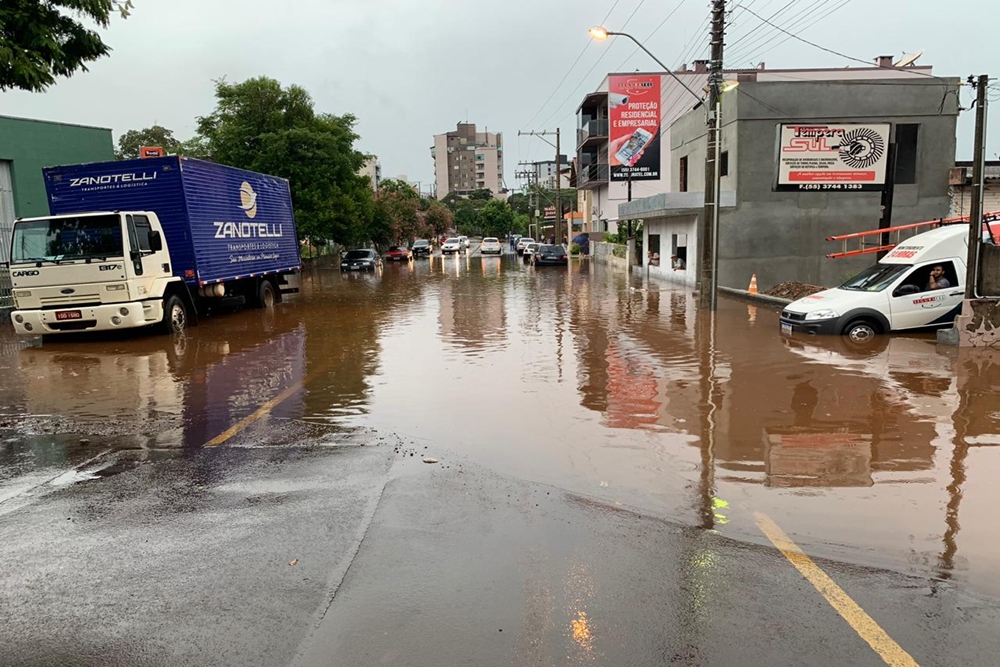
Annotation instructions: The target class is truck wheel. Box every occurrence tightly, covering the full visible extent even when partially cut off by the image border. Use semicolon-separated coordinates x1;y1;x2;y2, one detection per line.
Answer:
160;295;188;335
843;319;878;345
256;280;276;309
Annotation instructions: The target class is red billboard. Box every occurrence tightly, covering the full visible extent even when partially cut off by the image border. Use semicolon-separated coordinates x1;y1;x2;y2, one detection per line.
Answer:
609;75;662;182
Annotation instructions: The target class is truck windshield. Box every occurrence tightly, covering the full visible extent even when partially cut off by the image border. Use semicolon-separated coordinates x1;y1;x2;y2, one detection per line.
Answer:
840;263;911;292
11;215;123;263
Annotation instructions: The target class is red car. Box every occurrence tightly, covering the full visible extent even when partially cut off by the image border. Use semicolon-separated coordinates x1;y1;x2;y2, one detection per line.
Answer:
385;246;413;262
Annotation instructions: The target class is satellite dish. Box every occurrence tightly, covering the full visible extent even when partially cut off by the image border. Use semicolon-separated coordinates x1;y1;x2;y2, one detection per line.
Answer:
894;51;923;67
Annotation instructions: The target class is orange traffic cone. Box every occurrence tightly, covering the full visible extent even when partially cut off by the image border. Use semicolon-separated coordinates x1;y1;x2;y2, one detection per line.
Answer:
748;273;759;294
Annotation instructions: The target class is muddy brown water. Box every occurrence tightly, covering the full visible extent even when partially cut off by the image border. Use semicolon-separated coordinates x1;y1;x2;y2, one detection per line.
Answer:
1;254;998;595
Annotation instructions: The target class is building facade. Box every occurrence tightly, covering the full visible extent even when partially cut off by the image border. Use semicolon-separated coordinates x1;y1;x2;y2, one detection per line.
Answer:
0;115;115;308
576;58;939;236
359;156;382;192
432;123;504;199
950;161;1000;217
620;77;960;290
531;157;570;190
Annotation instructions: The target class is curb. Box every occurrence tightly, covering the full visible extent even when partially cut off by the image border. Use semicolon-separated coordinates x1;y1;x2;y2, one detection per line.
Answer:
718;286;792;309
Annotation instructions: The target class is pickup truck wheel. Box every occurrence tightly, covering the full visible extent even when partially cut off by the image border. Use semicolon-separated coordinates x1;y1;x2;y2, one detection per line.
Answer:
843;319;878;344
256;280;276;309
160;295;188;335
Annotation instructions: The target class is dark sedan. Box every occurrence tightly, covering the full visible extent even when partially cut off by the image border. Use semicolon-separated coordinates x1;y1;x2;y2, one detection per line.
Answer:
531;244;568;266
412;239;432;257
341;249;382;271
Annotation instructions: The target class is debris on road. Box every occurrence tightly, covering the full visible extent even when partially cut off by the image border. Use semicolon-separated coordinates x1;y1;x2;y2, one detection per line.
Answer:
289;559;298;566
423;458;438;464
765;281;826;301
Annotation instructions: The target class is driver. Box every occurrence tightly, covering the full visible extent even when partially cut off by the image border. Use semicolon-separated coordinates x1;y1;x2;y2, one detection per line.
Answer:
926;265;950;291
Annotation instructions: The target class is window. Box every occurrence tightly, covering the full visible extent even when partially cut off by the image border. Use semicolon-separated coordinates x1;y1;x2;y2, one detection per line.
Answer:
132;215;153;252
648;234;661;266
895;124;919;185
893;261;960;296
672;233;688;265
679;156;688;192
720;151;729;177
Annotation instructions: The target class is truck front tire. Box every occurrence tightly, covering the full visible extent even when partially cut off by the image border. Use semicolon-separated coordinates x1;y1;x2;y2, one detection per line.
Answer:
160;295;188;335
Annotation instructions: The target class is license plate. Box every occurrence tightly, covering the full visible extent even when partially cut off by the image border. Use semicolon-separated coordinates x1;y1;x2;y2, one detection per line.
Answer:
56;310;83;321
780;322;793;337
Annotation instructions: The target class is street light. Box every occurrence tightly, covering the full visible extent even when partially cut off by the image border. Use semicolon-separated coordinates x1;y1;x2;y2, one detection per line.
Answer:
589;26;735;310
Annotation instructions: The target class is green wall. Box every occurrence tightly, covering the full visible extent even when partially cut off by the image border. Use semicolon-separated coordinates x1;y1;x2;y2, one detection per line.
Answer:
0;115;115;218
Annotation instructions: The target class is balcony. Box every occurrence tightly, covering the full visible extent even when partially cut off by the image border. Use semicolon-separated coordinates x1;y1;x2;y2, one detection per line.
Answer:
578;163;610;189
577;118;609;150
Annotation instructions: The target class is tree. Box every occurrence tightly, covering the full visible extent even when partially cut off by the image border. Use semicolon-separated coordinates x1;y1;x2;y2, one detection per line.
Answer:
508;192;531;217
193;76;373;246
1;0;134;92
116;125;183;160
476;200;515;239
424;202;452;238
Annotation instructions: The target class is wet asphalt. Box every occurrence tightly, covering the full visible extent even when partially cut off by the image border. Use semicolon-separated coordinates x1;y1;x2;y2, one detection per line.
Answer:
1;243;999;666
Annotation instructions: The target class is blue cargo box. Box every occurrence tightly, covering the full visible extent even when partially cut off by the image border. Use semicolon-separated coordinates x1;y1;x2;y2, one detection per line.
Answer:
43;156;301;286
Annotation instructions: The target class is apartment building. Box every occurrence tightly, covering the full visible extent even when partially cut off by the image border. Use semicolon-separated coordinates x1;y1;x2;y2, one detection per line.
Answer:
359;156;381;191
432;123;504;199
531;157;570;190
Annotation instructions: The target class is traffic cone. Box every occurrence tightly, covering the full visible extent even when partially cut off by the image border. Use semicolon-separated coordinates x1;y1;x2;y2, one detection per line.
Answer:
748;273;759;294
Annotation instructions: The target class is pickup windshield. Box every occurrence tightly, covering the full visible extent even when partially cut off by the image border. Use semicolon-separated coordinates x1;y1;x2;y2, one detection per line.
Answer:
11;215;123;263
840;263;911;292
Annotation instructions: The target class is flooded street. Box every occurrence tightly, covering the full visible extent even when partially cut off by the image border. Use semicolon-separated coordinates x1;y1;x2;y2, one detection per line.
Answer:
2;252;1000;666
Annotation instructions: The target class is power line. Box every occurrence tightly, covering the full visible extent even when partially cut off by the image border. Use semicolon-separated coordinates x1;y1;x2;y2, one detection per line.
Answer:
735;4;948;81
521;0;625;130
727;0;838;64
535;0;649;131
730;0;850;65
725;0;797;52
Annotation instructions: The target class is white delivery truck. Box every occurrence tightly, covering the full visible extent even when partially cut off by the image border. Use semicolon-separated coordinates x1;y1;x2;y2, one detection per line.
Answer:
779;222;999;343
7;156;300;336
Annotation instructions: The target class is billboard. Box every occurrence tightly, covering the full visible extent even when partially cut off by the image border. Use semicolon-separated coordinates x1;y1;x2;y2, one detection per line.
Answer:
609;75;662;181
776;123;891;191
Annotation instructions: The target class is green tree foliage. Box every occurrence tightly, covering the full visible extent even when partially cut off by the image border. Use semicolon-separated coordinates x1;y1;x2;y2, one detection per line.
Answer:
512;213;530;236
0;0;134;92
194;76;372;246
476;200;515;239
424;202;452;238
507;192;530;217
115;125;182;160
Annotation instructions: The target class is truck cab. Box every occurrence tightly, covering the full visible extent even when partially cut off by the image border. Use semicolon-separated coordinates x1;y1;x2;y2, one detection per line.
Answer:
8;211;187;335
779;224;985;344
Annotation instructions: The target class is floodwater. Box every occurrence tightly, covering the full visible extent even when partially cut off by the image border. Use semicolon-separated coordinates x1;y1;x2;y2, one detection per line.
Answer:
1;253;998;596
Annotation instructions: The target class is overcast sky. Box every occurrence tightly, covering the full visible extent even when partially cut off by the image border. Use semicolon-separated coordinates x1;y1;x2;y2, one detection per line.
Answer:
2;0;996;193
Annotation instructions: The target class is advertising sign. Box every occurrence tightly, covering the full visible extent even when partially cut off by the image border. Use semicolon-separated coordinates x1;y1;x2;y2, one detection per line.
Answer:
776;123;891;191
609;75;662;181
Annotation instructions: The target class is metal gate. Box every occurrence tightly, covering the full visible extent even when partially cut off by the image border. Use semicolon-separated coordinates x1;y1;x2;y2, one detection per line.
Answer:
0;160;14;310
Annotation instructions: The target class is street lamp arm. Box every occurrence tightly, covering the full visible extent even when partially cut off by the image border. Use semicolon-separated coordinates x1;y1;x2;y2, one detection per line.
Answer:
604;30;704;103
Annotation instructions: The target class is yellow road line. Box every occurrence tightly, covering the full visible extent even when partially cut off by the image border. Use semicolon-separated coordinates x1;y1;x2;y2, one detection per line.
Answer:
755;512;919;667
204;365;327;448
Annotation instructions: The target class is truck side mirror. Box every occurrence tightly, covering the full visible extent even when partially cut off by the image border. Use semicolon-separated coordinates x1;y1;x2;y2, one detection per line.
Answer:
148;230;163;252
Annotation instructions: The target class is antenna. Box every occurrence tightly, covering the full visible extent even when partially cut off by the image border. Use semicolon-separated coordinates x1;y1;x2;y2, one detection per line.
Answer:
894;51;923;68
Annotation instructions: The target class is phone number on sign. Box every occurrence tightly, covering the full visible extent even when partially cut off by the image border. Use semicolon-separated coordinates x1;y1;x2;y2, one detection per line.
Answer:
798;183;865;190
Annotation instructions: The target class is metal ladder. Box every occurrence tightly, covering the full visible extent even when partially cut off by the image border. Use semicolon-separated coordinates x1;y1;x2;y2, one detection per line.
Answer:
825;211;1000;259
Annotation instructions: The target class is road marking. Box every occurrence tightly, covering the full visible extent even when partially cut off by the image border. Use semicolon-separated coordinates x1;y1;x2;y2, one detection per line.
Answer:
755;513;919;667
204;365;328;448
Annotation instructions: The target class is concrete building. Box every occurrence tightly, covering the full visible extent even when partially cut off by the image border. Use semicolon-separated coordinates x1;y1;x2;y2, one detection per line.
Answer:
576;58;938;236
432;123;504;199
620;77;960;290
0;115;115;309
950;160;1000;217
359;156;382;191
530;157;570;190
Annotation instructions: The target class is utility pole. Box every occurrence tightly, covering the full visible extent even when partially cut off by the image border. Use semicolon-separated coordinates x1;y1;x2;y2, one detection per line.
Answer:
518;129;562;242
698;0;726;310
965;74;989;299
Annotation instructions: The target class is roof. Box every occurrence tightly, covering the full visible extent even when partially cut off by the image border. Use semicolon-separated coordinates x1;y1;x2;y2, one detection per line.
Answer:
954;161;1000;181
0;114;112;132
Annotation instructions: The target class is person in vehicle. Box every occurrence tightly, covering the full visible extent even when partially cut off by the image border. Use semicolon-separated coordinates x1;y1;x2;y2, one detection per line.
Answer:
927;265;950;290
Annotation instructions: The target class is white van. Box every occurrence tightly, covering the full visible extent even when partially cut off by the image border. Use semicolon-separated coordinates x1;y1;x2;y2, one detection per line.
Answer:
779;223;995;343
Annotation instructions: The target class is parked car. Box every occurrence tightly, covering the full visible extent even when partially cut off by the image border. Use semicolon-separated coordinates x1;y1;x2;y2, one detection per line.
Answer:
441;237;465;255
522;242;541;263
458;235;471;249
341;249;382;271
385;245;413;262
412;239;431;257
480;237;502;254
532;244;569;266
516;237;535;255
